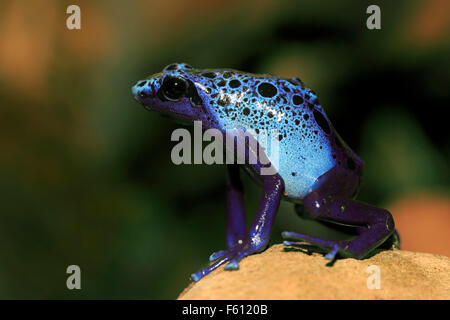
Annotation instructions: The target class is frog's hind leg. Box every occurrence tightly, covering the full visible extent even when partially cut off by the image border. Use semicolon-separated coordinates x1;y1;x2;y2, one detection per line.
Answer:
379;228;401;250
282;192;395;260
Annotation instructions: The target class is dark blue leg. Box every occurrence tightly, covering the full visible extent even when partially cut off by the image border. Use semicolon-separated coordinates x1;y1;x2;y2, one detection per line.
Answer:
225;164;246;248
283;191;395;260
192;173;284;281
209;165;247;262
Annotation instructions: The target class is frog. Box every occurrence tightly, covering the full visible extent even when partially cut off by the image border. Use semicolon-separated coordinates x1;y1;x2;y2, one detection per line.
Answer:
131;63;400;282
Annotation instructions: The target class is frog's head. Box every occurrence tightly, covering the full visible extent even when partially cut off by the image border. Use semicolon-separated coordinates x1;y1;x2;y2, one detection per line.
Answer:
132;63;214;126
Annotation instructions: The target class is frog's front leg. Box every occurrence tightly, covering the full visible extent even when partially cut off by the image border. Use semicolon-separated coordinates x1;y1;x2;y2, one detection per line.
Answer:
191;172;284;282
225;164;247;248
283;191;395;260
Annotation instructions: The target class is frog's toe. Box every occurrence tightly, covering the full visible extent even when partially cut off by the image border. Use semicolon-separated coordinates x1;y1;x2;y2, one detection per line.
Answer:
191;238;266;281
209;249;226;262
282;231;335;247
324;244;340;260
190;272;202;282
191;252;233;282
224;249;248;270
282;231;346;258
224;260;240;271
191;248;241;281
283;240;306;247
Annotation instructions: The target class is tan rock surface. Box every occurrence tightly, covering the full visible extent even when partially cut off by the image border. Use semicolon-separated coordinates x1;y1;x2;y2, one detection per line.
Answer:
178;244;450;300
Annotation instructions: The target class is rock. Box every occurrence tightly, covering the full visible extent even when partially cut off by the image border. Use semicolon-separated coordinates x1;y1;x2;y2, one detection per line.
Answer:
178;244;450;300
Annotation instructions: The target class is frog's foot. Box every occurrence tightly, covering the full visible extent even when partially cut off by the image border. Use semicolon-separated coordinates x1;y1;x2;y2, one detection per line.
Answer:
191;239;266;282
282;231;348;261
390;229;401;249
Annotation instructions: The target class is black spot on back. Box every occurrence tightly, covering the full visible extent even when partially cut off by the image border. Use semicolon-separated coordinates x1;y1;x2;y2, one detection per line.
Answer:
229;79;241;88
293;95;303;105
313;110;331;134
258;82;277;98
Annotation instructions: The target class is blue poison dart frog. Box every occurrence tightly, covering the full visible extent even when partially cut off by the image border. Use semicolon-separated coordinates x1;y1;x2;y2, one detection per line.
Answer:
132;63;400;282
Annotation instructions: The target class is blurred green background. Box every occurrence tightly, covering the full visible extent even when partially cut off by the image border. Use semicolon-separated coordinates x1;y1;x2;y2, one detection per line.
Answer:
0;0;449;299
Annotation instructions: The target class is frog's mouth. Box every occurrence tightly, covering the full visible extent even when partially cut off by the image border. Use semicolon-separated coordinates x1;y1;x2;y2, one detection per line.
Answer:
160;113;192;126
144;104;196;124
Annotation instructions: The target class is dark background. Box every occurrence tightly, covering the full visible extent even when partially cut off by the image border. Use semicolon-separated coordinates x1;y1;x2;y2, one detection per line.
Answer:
0;0;448;299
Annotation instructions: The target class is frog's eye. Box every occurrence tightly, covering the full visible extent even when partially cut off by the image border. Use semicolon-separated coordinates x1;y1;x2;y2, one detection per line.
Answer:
160;76;187;101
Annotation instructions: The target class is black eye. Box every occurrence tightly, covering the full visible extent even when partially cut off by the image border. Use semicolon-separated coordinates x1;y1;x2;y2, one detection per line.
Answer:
160;76;187;101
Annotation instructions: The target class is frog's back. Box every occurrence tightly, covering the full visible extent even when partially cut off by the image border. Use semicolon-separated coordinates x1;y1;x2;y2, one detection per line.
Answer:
177;67;360;199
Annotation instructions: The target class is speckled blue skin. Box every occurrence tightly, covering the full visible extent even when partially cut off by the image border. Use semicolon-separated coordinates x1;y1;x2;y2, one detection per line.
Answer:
132;63;400;282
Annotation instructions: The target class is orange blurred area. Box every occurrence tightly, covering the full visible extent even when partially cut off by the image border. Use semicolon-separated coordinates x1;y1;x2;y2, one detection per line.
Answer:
389;193;450;257
403;0;450;46
0;1;114;99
